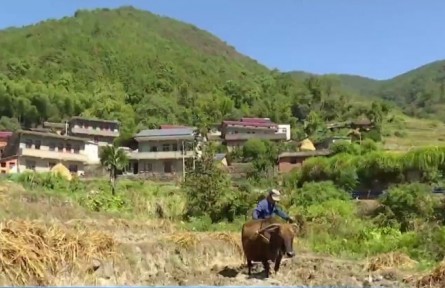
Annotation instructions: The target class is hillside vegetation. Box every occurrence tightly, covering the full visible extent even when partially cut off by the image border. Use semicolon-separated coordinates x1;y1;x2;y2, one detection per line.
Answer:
290;60;445;122
0;6;389;143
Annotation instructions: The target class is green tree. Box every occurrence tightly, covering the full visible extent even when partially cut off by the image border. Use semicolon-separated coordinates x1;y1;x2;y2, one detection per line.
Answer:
182;146;232;222
99;144;129;195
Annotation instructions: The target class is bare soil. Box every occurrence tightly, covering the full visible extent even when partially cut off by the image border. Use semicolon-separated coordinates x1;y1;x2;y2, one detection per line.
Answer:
54;219;416;287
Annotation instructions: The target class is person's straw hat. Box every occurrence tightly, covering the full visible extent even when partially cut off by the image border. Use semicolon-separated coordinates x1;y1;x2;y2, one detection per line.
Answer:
269;189;281;201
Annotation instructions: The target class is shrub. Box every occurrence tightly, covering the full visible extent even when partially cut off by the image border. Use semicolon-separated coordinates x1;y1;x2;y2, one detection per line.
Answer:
290;181;351;207
379;183;438;231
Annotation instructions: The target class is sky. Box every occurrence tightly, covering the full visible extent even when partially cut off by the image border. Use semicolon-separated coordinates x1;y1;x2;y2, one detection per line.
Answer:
1;0;445;80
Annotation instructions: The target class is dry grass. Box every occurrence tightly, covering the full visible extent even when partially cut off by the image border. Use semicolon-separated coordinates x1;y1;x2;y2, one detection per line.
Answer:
166;231;242;255
365;252;417;272
0;220;117;285
416;261;445;287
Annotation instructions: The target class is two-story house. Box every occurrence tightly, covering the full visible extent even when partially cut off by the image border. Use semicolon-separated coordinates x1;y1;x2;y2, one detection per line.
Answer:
221;118;288;150
129;128;196;176
68;117;120;147
1;130;88;175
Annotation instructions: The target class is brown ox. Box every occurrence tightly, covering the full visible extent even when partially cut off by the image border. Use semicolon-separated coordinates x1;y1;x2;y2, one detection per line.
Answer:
241;217;298;278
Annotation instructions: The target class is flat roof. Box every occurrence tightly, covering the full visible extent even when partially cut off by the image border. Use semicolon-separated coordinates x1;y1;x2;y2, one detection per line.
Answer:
17;130;87;142
135;128;195;138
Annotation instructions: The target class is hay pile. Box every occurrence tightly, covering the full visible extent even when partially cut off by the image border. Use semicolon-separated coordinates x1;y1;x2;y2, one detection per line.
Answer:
0;220;116;285
299;138;316;151
50;163;72;181
416;261;445;287
365;252;417;272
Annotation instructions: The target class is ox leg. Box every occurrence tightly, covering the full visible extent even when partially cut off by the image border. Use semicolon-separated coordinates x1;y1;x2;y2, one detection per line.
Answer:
274;254;283;274
262;260;270;278
247;259;253;276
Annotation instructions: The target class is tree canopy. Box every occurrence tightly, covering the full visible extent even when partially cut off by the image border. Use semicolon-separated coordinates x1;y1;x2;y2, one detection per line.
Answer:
0;6;393;143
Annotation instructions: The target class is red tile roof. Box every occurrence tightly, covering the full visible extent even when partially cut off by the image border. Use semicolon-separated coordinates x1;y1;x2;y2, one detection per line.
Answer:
0;131;12;138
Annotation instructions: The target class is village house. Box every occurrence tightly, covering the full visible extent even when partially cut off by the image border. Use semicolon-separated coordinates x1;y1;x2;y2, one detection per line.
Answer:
0;131;13;158
128;128;197;177
0;155;18;174
220;118;289;150
277;150;332;173
67;116;120;147
1;130;89;175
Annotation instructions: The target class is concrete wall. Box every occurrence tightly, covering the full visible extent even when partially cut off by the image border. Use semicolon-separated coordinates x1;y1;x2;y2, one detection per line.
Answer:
137;159;184;175
278;156;308;173
0;157;17;174
277;124;291;141
138;139;193;153
18;157;85;176
84;142;100;164
19;133;86;153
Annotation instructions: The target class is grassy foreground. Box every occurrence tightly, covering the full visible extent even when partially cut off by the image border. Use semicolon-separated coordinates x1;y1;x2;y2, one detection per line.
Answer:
0;173;445;287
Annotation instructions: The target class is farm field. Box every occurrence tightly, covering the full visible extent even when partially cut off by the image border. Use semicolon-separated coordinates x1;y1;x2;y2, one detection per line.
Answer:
0;178;443;287
384;115;445;150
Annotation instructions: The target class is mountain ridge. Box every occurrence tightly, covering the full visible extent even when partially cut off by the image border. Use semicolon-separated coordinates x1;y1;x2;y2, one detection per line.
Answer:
0;5;443;136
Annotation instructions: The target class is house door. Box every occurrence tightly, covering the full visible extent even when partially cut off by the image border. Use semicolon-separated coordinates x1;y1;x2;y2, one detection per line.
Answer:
133;161;138;174
163;161;173;174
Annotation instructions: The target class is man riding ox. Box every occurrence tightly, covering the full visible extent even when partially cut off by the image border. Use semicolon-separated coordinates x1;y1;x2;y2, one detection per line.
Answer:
252;189;294;223
242;189;298;278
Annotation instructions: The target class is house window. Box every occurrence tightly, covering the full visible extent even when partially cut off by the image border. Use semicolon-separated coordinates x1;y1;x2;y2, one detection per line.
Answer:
150;146;158;152
73;145;80;154
68;164;78;173
49;142;56;151
172;143;178;151
48;162;56;169
34;140;41;150
94;136;99;143
1;162;5;168
57;142;64;152
25;160;36;171
163;161;173;173
66;143;72;153
290;158;298;164
162;144;170;152
25;139;32;148
1;171;5;174
144;162;152;172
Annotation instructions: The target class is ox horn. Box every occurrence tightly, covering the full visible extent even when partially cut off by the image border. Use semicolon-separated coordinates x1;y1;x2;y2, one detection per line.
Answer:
257;223;281;234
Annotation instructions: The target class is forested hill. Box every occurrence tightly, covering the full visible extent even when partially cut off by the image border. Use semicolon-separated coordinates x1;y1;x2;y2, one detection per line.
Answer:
289;60;445;122
0;6;393;139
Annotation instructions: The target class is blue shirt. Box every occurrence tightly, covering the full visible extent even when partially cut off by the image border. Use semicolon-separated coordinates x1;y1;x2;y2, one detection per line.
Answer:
252;198;290;220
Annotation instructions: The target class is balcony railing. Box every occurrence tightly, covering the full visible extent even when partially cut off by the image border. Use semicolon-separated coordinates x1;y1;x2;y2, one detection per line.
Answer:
70;127;120;137
20;148;88;162
129;150;195;160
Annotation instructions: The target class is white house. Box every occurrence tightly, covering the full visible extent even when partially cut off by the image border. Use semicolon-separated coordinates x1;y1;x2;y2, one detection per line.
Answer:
277;124;291;141
84;141;100;164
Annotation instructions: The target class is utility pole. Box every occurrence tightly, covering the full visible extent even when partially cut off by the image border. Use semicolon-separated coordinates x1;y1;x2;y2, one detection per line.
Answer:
182;140;185;180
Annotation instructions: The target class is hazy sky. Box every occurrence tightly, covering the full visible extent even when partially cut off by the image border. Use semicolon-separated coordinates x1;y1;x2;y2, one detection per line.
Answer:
1;0;444;80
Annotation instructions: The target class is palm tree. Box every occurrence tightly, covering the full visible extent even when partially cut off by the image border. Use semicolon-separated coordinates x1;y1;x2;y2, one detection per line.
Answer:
99;144;129;195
